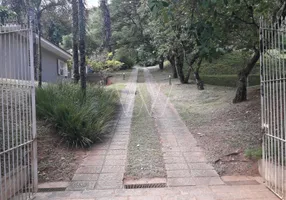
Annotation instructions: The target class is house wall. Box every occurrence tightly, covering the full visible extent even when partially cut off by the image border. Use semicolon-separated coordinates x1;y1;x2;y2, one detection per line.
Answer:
0;32;70;83
42;48;60;83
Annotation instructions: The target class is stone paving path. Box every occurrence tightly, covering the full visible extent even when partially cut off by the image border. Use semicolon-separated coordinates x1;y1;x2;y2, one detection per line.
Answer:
144;69;223;187
35;67;279;200
66;68;138;191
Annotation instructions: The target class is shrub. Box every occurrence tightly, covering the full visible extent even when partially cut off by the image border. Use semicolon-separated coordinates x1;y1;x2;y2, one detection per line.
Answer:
117;55;135;69
36;83;119;147
89;59;123;72
114;48;136;69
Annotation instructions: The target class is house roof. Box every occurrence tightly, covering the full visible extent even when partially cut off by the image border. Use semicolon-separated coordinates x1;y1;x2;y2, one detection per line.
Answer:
36;35;72;61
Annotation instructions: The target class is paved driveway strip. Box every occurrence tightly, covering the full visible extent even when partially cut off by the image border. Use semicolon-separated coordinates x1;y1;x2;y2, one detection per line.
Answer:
143;69;222;187
66;68;138;191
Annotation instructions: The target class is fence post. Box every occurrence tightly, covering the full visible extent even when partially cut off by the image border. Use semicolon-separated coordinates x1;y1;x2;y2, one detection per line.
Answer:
29;8;38;193
169;75;172;85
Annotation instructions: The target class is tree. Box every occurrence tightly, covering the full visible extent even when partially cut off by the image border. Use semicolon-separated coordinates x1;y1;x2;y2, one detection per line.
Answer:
100;0;112;52
72;0;80;83
204;0;282;103
78;0;86;90
30;0;67;87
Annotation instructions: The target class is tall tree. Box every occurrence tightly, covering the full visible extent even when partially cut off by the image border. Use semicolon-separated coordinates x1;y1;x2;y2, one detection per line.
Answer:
78;0;86;90
31;0;67;87
72;0;80;83
100;0;112;52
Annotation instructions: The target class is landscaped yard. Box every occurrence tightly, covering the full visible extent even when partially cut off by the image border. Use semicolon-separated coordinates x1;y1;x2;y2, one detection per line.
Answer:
150;66;262;176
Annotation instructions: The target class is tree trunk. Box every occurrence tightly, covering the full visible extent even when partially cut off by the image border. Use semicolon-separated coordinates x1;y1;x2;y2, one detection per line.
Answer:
100;0;112;52
167;54;177;78
159;55;164;70
233;50;260;103
37;12;42;88
72;0;80;83
184;53;199;83
175;51;185;84
79;0;86;91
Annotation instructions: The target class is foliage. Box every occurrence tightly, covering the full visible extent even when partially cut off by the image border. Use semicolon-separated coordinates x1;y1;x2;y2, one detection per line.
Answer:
0;6;16;24
61;34;73;50
87;58;124;72
114;47;136;69
36;83;119;147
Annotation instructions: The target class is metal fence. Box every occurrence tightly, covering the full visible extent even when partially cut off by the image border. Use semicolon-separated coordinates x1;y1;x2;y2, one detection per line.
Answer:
0;21;37;200
260;17;286;199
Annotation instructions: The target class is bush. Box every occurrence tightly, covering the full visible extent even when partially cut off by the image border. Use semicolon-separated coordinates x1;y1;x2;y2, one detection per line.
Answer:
114;48;136;69
89;59;123;72
36;83;119;147
117;55;135;69
195;74;260;87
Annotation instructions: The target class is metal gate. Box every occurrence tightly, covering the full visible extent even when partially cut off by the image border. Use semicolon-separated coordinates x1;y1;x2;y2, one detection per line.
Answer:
0;19;37;200
260;17;286;199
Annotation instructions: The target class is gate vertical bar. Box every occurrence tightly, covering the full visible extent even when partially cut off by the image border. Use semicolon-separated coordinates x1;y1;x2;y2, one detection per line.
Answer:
260;17;286;199
29;7;38;193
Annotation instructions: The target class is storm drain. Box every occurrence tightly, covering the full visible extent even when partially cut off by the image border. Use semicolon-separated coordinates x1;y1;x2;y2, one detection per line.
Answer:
124;178;167;189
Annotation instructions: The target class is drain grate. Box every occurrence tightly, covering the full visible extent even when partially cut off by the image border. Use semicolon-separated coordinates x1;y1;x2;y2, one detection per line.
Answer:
124;183;166;189
37;187;67;192
124;178;167;189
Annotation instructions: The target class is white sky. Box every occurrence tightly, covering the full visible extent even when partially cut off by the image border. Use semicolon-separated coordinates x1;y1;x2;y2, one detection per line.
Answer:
86;0;99;8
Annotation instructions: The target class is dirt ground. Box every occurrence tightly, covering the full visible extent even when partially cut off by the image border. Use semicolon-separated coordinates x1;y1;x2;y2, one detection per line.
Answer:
150;67;262;176
37;121;85;183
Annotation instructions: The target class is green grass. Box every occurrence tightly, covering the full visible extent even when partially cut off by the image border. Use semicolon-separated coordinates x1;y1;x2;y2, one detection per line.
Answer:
200;51;260;75
196;74;260;87
245;148;263;160
125;70;165;179
36;83;119;147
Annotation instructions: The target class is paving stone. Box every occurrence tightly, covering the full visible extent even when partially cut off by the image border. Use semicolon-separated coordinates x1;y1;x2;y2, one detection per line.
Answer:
188;163;214;170
194;177;225;186
191;170;219;177
87;150;107;156
72;174;99;181
66;181;96;191
164;157;185;164
38;182;69;190
165;164;189;171
96;173;123;189
109;145;128;150
162;195;196;200
107;150;127;155
101;165;126;173
129;196;162;200
168;178;196;187
104;159;126;166
81;159;105;166
105;155;127;160
167;170;191;178
76;166;102;174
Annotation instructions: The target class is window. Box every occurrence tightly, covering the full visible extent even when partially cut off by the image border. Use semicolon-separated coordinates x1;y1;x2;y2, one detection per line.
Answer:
58;59;68;77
